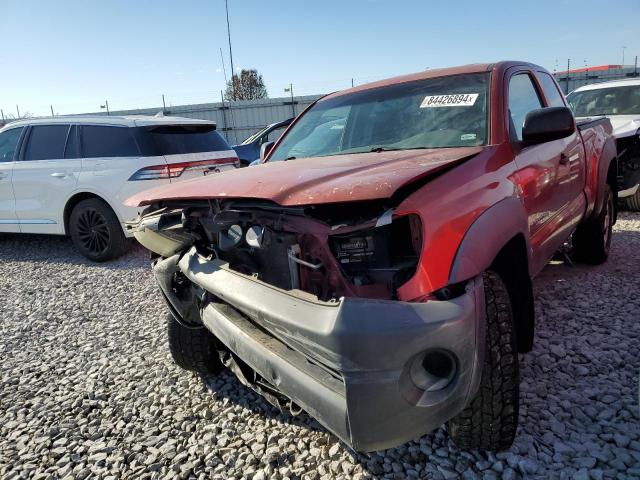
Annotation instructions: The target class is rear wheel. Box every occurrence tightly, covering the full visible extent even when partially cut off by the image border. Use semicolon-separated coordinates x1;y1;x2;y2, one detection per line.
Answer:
572;185;614;264
69;198;127;261
447;271;519;451
626;188;640;211
167;313;222;375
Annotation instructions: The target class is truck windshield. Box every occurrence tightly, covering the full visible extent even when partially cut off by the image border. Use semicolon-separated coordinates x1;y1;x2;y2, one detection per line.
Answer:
567;85;640;116
269;73;489;161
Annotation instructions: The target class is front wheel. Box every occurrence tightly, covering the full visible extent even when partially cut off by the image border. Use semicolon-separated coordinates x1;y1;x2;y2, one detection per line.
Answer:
69;198;127;261
167;314;222;375
447;271;520;451
572;185;614;265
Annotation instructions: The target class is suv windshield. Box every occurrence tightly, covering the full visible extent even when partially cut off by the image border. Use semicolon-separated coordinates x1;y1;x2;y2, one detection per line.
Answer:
567;85;640;116
270;73;489;161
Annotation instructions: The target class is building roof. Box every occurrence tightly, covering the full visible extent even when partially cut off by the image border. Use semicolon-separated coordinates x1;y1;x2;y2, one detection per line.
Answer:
556;64;626;75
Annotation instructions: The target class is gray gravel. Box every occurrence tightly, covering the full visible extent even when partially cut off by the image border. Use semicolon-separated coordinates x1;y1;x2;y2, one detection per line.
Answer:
1;213;639;480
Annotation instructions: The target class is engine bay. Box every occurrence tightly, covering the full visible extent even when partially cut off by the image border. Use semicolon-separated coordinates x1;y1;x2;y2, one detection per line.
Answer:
131;199;422;301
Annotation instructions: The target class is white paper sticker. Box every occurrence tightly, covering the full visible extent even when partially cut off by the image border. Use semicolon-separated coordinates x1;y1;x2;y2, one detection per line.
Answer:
460;133;477;141
420;93;479;108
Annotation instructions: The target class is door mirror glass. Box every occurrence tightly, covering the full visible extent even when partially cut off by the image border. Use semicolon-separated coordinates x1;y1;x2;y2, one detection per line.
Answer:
260;141;275;161
522;107;576;145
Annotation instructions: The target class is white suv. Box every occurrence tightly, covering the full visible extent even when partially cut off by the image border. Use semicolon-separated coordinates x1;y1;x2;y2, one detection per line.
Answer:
0;115;239;261
568;78;640;210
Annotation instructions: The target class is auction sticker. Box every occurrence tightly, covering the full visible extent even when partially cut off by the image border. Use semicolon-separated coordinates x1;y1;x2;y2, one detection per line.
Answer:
420;93;479;108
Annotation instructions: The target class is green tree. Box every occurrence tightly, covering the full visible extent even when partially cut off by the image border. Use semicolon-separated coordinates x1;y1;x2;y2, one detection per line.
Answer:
224;69;268;101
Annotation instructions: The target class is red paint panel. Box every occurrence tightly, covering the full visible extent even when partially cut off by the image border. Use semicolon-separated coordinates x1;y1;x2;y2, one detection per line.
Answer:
125;147;483;207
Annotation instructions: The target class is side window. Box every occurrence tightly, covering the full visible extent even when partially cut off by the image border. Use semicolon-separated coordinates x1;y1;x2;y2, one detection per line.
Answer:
65;126;80;159
265;126;286;143
536;72;566;108
0;127;24;162
508;74;543;142
24;125;70;161
81;126;139;158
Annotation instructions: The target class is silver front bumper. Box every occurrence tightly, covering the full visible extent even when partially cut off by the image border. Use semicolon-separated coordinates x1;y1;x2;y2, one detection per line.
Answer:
159;247;486;452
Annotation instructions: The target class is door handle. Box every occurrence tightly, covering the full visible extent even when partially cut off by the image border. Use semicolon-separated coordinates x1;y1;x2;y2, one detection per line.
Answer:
560;153;579;165
50;172;68;178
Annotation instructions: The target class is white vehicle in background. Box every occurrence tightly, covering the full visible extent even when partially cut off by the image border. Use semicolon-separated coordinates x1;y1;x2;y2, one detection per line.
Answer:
0;116;239;261
567;78;640;210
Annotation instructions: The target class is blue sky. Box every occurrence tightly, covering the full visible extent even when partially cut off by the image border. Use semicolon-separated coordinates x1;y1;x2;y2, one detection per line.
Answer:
0;0;639;117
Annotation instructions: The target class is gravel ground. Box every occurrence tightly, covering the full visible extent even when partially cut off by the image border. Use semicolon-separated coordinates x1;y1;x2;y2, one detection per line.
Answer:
1;212;639;480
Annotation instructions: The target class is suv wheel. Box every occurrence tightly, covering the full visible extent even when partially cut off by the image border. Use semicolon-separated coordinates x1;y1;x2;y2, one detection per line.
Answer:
167;313;222;375
572;185;614;264
69;198;127;261
626;187;640;211
447;271;519;451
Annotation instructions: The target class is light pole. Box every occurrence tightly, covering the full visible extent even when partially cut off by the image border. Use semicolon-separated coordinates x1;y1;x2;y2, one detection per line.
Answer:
100;100;110;116
284;84;295;117
622;46;627;66
225;0;235;97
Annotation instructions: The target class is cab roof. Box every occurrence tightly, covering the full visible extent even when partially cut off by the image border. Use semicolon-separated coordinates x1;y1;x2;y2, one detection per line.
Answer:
323;61;544;100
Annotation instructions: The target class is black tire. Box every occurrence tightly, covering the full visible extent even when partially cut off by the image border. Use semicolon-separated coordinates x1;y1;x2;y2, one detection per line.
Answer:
572;185;614;265
69;198;127;262
626;188;640;211
167;313;222;375
447;271;519;451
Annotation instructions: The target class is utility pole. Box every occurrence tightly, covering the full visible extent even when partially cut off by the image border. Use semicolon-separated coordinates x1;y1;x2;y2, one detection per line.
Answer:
101;100;110;115
220;47;229;97
16;105;20;118
50;105;54;117
565;59;571;94
1;109;5;124
622;46;627;66
285;84;295;117
351;78;354;88
635;56;638;77
225;0;235;97
162;94;166;113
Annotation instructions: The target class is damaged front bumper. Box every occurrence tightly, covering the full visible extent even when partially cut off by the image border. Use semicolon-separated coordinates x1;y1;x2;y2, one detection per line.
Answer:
156;247;485;452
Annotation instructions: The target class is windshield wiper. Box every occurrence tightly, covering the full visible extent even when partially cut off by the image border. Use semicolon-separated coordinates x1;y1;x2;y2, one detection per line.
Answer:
370;147;401;153
285;156;296;160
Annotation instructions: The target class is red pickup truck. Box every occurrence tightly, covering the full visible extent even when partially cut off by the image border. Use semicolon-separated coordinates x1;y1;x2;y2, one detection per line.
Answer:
127;61;616;452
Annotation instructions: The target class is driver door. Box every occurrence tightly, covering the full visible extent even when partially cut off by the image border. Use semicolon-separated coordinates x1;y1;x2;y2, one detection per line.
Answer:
508;70;584;273
0;127;24;232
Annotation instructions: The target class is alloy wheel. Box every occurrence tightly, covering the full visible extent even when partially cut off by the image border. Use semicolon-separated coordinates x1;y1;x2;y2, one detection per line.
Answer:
76;208;110;255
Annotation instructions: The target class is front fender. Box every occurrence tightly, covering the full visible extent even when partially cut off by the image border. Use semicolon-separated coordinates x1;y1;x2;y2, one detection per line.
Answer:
448;196;531;284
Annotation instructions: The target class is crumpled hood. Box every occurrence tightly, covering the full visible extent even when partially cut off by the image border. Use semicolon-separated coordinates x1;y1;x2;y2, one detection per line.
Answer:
608;115;640;139
578;115;640;139
126;146;485;207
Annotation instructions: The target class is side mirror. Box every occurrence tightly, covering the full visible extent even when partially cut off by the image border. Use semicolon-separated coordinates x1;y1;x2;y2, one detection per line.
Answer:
522;107;575;145
260;141;275;162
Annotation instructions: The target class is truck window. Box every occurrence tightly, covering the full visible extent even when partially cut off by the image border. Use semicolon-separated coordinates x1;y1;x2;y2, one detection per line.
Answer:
24;125;70;161
0;127;24;162
508;74;543;142
536;73;566;108
81;125;139;158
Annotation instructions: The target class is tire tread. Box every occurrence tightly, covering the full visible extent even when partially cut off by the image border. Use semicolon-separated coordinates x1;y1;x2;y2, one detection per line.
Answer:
447;271;519;451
